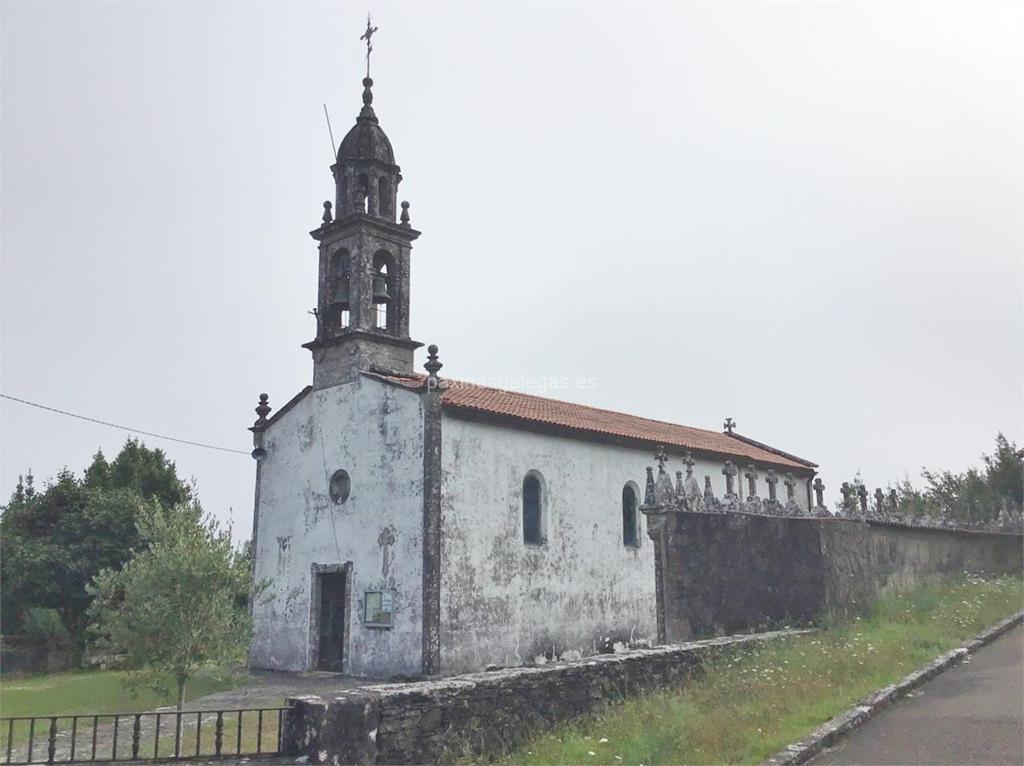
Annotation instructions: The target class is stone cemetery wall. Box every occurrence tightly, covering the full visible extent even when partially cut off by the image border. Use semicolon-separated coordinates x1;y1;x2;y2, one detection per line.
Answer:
646;510;1023;643
281;629;804;764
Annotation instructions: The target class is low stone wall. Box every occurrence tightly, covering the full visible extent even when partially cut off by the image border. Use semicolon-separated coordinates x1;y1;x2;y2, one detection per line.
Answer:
282;629;806;764
645;511;1023;643
0;637;73;677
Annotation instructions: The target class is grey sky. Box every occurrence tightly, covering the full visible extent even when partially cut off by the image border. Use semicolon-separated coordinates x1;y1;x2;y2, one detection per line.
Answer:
2;2;1020;541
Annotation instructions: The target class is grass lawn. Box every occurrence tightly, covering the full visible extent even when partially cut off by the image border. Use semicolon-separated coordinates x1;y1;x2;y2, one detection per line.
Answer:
0;670;237;718
496;574;1023;766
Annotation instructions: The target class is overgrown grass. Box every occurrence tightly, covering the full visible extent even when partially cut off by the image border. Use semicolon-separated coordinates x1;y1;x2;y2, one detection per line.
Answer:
0;670;236;718
496;575;1023;766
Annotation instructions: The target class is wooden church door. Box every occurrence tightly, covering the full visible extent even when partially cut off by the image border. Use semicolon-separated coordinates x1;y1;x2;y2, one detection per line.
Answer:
316;572;346;671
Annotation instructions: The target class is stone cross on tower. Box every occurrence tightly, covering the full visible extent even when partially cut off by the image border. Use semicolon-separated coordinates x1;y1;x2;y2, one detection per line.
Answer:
813;477;825;508
722;461;738;497
874;488;885;515
857;484;869;514
723;417;736;434
744;464;759;499
654;446;669;475
784;472;797;503
888;489;898;512
682;451;696;476
765;470;778;503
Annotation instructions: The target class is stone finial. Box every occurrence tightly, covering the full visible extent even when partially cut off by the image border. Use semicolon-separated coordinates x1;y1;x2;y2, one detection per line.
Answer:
840;482;859;516
254;393;271;427
644;466;656;507
784;472;796;502
322;200;333;225
424;344;443;387
765;470;778;503
857;484;868;514
675;470;684;497
359;76;377;121
655;446;671;475
682;451;696;474
703;475;717;508
722;461;738;497
723;417;736;434
874;488;885;515
813;477;825;508
744;464;759;499
655;467;676;507
400;200;411;226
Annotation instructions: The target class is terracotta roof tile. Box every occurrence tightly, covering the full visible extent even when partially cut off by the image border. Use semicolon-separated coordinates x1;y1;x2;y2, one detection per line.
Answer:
366;372;817;471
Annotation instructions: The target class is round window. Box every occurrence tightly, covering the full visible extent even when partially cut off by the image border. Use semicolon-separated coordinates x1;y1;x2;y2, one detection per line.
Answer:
329;469;351;504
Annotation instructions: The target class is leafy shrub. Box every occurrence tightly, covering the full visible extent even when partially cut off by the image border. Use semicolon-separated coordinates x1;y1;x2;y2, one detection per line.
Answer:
21;607;69;645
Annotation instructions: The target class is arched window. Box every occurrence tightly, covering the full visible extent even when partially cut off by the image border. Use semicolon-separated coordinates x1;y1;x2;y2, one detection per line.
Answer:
326;302;350;330
378;177;392;219
374;263;389;329
622;484;639;547
356;173;370;213
523;472;546;545
327;250;350;330
372;251;394;331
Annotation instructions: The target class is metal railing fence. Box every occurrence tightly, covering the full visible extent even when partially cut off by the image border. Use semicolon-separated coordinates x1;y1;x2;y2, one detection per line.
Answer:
0;707;290;764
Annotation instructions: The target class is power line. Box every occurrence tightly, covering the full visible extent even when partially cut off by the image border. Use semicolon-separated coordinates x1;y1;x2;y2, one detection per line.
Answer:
0;393;250;456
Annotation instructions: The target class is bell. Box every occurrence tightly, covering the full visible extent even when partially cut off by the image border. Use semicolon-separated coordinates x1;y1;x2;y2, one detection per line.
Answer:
333;278;350;303
372;274;390;304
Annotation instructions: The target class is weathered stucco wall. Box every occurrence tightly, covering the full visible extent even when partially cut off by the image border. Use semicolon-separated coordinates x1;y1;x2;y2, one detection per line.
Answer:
820;520;1024;616
437;416;795;673
649;511;1023;643
250;377;425;676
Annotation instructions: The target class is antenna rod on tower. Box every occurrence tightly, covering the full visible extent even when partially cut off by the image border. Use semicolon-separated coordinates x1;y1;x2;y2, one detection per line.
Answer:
323;103;337;159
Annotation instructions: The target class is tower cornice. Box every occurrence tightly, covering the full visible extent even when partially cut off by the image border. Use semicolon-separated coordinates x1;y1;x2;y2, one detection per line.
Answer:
301;328;423;354
310;213;420;244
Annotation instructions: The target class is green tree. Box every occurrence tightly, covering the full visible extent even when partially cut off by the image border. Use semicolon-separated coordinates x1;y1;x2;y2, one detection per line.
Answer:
0;440;193;642
87;500;257;709
881;433;1024;522
981;433;1024;507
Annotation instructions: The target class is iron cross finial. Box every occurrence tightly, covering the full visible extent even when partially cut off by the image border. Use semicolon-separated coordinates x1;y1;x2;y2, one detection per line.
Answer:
360;13;379;78
724;417;736;434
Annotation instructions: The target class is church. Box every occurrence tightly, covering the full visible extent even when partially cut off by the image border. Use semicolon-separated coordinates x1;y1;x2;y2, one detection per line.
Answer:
248;61;818;679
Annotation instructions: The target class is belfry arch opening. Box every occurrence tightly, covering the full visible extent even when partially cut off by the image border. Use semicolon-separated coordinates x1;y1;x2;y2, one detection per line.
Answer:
329;249;351;330
372;251;395;330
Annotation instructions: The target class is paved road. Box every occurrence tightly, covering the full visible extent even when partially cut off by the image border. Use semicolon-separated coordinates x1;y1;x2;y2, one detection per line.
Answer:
814;625;1024;766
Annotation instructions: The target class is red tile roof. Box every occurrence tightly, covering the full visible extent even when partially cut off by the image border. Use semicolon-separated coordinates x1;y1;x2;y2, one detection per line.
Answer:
366;372;817;471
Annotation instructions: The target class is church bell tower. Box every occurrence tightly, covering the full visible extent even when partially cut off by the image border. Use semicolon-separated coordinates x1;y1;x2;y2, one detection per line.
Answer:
304;73;421;389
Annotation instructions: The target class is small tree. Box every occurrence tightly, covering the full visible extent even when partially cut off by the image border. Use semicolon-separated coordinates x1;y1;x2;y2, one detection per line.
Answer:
87;500;257;710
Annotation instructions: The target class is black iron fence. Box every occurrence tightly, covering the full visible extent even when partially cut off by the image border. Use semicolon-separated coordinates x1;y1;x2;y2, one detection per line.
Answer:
0;707;290;764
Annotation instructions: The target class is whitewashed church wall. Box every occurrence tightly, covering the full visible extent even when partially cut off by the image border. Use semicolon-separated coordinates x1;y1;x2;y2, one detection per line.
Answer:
437;417;812;674
250;376;425;677
438;420;641;672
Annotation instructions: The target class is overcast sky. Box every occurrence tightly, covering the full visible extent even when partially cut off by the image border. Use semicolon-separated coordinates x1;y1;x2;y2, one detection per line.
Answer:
2;1;1020;540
